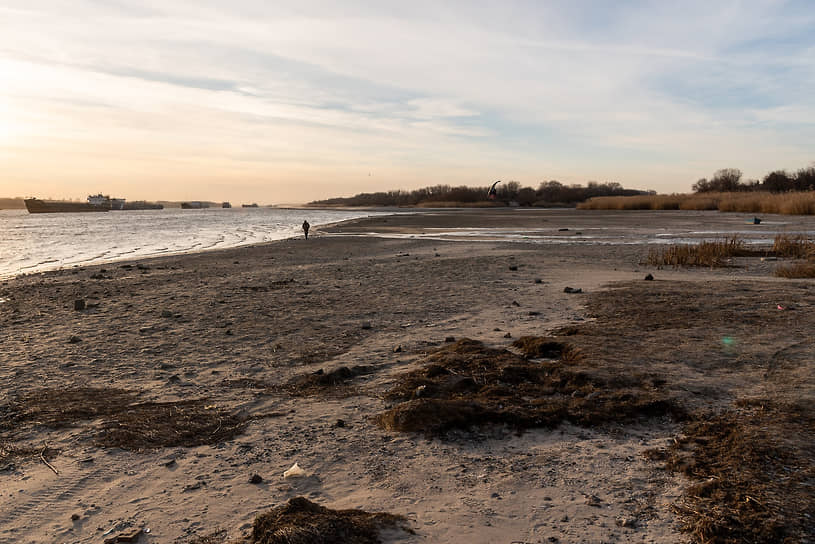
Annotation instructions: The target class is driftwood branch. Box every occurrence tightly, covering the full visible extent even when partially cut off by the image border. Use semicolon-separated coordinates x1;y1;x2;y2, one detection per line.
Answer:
40;445;58;475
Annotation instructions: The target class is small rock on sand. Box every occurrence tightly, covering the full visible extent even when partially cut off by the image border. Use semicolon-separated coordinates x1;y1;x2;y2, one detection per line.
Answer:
644;273;654;281
74;299;86;311
564;287;582;294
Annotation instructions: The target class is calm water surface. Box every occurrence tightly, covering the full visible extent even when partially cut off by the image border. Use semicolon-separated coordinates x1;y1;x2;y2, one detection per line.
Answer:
0;207;386;279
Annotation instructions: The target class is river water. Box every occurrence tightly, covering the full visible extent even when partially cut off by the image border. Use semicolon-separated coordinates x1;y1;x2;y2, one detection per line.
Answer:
0;207;385;279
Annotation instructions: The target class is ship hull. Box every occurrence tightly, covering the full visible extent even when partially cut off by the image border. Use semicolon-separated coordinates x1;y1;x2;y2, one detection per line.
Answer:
24;198;110;213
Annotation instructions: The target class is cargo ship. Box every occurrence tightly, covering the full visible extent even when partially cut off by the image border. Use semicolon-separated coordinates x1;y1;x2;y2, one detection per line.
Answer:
181;201;209;209
24;194;164;213
25;194;114;213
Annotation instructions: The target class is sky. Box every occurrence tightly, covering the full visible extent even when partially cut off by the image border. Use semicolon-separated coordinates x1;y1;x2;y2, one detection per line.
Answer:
1;1;814;204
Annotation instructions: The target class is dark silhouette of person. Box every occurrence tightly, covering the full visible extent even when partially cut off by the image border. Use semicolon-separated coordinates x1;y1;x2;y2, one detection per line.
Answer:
302;220;310;239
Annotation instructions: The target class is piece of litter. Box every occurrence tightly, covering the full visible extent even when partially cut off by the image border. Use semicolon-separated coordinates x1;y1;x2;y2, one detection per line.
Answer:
283;462;306;478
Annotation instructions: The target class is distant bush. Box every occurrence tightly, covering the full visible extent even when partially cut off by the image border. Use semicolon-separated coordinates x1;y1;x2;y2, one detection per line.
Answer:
693;165;815;194
308;180;651;207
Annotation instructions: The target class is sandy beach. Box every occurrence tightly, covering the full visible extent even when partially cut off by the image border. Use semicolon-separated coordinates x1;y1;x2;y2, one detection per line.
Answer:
1;209;812;544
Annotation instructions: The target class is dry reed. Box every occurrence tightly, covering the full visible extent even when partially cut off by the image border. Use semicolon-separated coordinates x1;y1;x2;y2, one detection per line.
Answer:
579;191;815;215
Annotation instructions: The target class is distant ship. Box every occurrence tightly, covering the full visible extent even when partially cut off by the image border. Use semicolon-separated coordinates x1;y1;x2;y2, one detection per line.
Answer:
181;201;209;209
25;194;114;213
25;194;164;213
242;203;259;208
122;201;163;210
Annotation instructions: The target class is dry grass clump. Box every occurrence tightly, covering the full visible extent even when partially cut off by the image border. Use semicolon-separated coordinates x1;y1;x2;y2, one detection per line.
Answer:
249;497;413;544
579;191;815;215
1;387;247;450
645;237;758;267
771;233;815;258
774;262;815;278
772;234;815;277
376;339;681;435
655;401;814;544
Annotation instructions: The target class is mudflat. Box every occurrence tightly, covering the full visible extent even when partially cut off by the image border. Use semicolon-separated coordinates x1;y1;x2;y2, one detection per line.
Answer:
1;209;812;544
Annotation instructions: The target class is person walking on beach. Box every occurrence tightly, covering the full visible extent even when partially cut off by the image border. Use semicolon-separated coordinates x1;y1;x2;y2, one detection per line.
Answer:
302;220;310;239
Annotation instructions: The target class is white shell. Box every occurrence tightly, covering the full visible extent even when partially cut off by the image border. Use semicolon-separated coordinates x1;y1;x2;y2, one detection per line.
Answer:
283;462;306;478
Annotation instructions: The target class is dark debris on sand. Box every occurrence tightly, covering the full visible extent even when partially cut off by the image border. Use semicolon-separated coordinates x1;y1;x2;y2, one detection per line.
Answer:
376;338;683;435
1;387;247;451
249;496;413;544
281;365;376;398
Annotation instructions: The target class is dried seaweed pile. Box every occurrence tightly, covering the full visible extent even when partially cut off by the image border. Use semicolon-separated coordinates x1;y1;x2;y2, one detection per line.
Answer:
3;387;139;428
376;338;681;435
96;399;247;450
0;387;246;451
652;400;815;544
250;497;412;544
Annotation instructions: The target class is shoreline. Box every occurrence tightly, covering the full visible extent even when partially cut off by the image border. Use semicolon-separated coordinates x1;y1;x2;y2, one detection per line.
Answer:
1;210;812;543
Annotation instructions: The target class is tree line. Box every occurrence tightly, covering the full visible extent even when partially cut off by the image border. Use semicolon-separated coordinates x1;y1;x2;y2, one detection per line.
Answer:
693;165;815;193
309;180;652;207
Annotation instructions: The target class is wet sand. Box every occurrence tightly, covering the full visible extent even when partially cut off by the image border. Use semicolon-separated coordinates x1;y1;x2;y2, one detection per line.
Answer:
1;209;812;543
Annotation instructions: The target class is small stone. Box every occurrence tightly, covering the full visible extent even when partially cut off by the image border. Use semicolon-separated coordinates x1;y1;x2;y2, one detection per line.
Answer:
167;374;181;383
503;332;512;338
71;513;80;521
335;419;346;428
511;300;520;306
393;345;402;353
74;299;86;311
225;329;233;336
249;474;263;484
644;273;654;281
444;336;456;343
361;322;372;330
528;311;540;316
563;287;582;294
534;278;543;284
68;335;82;344
508;265;518;271
160;310;173;318
164;458;177;468
616;517;637;528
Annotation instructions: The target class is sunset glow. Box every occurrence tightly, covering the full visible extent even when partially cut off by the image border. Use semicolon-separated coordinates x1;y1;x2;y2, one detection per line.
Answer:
1;2;814;203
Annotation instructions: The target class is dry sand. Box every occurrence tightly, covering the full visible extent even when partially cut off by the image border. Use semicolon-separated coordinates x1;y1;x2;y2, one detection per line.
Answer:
1;209;812;544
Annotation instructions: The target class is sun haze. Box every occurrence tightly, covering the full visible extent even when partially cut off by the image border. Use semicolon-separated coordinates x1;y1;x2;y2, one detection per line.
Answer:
1;1;814;204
